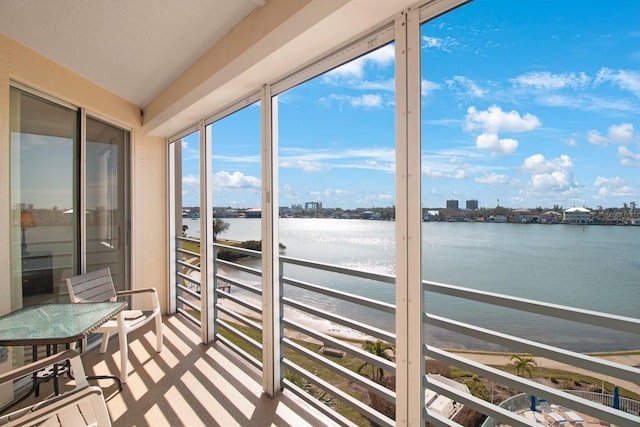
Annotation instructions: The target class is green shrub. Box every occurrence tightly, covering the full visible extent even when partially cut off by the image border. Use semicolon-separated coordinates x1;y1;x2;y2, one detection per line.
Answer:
464;378;490;401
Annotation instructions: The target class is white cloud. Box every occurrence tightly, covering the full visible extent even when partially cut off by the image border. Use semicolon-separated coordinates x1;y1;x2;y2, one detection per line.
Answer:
587;130;608;146
446;76;486;98
212;154;261;163
475;172;510;184
343;147;395;160
180;140;199;161
321;93;383;109
512;67;640;98
510;69;639;114
536;94;574;108
465;105;541;134
464;106;540;155
310;188;353;201
421;35;457;52
281;184;300;201
510;71;590;89
587;123;635;147
325;44;394;81
359;159;392;172
608;123;634;144
618;146;640;166
279;147;395;173
421;79;441;96
422;162;470;180
537;93;636;112
279;159;326;172
593;176;624;187
319;47;395;112
352;94;383;108
531;172;571;190
422;36;442;49
356;78;395;91
476;133;518;155
214;171;261;188
182;174;199;186
522;154;575;191
453;169;467;179
365;44;395;66
595;68;640;97
376;193;395;202
329;58;365;79
423;168;444;178
340;148;396;173
522;154;570;174
593;176;634;198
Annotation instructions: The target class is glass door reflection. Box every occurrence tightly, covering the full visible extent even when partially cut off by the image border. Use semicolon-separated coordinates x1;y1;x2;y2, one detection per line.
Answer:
9;87;77;307
85;117;129;292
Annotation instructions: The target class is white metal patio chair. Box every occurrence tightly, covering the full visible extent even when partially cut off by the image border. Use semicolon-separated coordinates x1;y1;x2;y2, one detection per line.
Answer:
0;350;112;426
66;268;163;383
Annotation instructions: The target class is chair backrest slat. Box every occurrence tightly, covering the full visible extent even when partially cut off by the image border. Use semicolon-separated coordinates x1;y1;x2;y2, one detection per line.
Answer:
66;268;117;303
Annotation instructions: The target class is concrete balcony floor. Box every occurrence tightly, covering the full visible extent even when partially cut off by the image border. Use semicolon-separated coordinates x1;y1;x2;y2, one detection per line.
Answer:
29;315;333;427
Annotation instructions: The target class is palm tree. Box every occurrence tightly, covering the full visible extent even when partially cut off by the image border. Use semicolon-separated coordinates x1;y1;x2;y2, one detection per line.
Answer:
510;354;537;377
212;218;230;241
357;340;394;383
623;202;629;220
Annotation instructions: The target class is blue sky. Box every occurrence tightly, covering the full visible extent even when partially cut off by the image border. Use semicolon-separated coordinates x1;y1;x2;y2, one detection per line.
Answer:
182;0;640;210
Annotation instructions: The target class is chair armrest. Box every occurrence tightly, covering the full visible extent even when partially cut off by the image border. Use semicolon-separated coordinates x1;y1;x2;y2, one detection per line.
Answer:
20;385;106;421
4;385;110;426
0;349;80;385
116;288;161;312
116;288;157;297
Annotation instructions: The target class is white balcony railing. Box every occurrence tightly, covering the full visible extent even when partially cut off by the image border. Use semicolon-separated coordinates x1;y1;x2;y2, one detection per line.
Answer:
421;282;640;426
174;238;640;426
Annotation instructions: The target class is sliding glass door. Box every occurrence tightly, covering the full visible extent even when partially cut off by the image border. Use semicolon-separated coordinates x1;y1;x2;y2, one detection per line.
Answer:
9;86;130;307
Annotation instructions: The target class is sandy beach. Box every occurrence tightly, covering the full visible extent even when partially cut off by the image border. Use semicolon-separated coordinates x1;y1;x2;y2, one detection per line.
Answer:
451;350;640;395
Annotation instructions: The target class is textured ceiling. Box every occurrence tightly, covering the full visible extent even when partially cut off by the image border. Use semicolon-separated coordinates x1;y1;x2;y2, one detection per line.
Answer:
0;0;263;106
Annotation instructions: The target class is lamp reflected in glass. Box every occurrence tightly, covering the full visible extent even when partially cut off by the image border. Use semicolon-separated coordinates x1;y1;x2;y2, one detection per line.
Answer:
21;211;36;255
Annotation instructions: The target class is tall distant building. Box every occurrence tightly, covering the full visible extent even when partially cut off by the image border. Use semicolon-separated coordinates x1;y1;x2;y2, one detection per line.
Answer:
466;199;478;210
305;201;322;210
446;199;459;210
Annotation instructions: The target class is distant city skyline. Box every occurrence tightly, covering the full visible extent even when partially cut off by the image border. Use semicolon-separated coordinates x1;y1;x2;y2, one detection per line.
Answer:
179;0;640;210
183;198;638;212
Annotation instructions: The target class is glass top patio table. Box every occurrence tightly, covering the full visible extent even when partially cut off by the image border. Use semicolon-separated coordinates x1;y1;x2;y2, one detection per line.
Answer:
0;302;127;346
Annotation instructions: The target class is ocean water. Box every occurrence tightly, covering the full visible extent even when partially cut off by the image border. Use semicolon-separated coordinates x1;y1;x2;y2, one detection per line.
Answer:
183;217;640;351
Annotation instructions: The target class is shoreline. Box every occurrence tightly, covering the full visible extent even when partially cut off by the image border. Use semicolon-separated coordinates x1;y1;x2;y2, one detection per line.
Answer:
452;350;640;396
446;348;640;357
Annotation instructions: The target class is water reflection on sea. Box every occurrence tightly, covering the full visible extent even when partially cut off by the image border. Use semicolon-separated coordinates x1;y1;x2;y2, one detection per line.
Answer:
184;217;640;352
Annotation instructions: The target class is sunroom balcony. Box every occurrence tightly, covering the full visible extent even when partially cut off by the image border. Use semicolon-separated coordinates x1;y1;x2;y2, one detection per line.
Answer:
3;2;640;425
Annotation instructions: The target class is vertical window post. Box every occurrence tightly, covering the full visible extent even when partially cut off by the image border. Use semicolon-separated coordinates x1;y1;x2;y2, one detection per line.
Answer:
395;7;423;426
262;85;281;395
201;121;215;343
167;139;180;314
